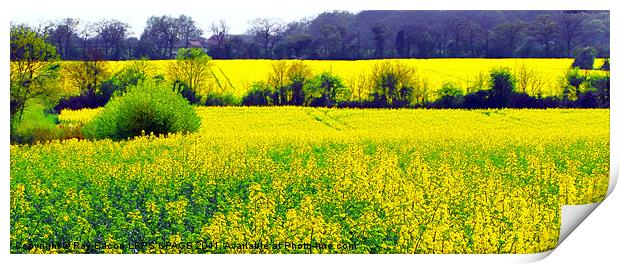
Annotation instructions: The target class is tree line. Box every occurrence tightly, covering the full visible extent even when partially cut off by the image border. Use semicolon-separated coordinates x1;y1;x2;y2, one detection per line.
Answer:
18;10;609;61
10;23;610;144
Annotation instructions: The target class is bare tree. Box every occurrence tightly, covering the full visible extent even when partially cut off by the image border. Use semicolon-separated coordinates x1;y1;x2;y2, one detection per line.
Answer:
249;18;284;58
210;20;229;51
77;22;97;59
95;19;130;60
44;18;79;59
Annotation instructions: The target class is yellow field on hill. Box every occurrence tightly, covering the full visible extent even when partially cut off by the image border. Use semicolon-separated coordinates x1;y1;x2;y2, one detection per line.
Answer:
63;58;605;99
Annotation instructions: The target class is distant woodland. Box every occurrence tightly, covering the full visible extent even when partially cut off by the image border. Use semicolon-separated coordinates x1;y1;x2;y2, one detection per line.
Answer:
14;10;610;60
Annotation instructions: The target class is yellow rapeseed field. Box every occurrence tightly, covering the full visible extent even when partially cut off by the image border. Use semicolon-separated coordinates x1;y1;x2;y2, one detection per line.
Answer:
10;107;609;253
59;59;606;98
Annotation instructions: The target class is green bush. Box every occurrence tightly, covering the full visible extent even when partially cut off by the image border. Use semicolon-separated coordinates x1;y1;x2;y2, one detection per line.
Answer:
489;67;516;107
203;92;239;106
83;80;201;140
242;82;276;106
307;71;350;107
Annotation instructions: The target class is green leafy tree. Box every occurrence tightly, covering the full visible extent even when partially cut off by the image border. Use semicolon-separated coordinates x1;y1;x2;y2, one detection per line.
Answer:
10;24;60;123
370;61;418;107
286;60;313;105
307;72;349;107
168;48;213;97
489;67;516;107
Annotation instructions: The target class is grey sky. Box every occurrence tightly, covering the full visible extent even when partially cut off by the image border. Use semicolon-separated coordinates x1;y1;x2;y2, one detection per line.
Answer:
9;0;597;37
9;0;366;37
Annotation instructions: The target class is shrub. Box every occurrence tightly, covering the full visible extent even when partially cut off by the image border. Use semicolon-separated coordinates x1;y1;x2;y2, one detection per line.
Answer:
307;72;350;107
55;62;150;111
63;60;111;106
576;91;598;108
369;61;419;107
203;92;239;106
82;80;201;140
462;90;491;109
171;80;202;104
431;82;464;108
488;67;516;108
572;47;597;70
106;61;150;96
565;68;586;88
286;61;313;105
242;82;276;106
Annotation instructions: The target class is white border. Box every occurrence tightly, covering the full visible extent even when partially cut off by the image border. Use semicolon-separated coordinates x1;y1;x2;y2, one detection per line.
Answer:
2;1;617;263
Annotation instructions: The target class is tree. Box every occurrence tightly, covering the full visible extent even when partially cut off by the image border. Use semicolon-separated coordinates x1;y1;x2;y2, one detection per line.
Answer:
309;11;356;59
285;34;312;59
370;22;390;58
77;21;98;59
572;46;597;70
558;11;584;57
141;15;179;59
167;48;213;98
249;18;284;58
489;21;524;57
489;67;516;107
434;82;464;108
95;19;130;60
10;24;60;123
531;14;557;57
177;15;203;49
63;58;111;107
447;17;472;57
395;30;408;58
267;60;289;104
308;72;348;107
370;61;418;107
44;18;79;59
286;61;312;105
209;20;229;57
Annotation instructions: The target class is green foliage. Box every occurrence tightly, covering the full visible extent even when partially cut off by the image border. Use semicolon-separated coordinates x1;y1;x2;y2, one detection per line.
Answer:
307;71;350;106
203;92;240;106
562;68;586;100
489;67;516;107
168;48;213;96
64;60;111;100
571;47;597;70
369;61;419;107
287;61;313;105
437;82;464;98
10;24;60;122
105;60;151;96
83;80;201;140
11;101;60;144
432;82;465;108
10;24;58;61
242;82;277;106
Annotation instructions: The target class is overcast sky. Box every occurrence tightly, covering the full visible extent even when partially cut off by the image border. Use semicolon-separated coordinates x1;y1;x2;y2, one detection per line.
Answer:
9;0;608;37
9;0;366;37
